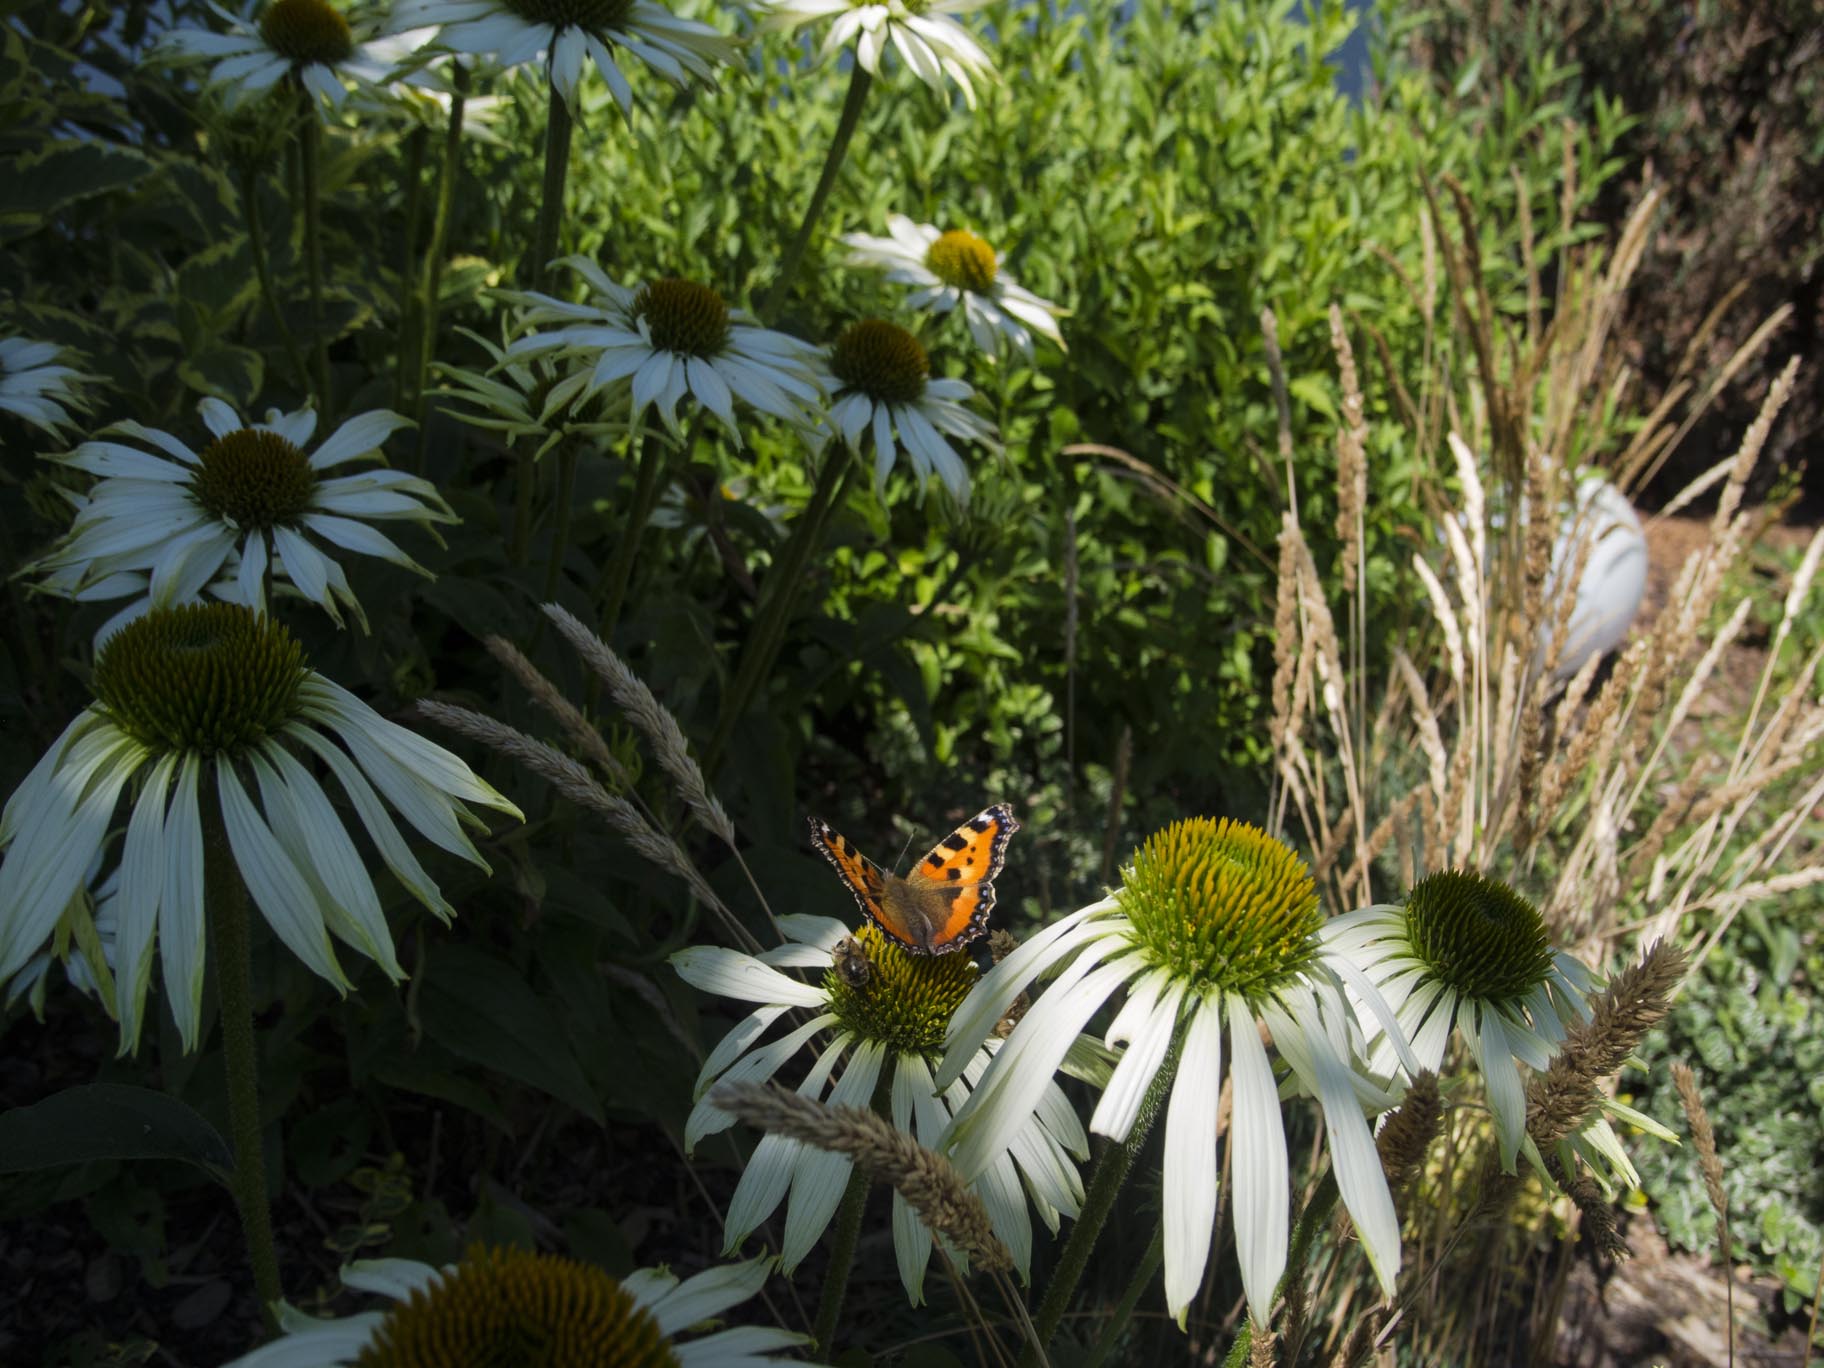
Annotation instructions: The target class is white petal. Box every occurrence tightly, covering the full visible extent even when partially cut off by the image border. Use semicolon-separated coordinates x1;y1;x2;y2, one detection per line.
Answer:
1161;993;1224;1324
1229;997;1289;1326
723;1033;850;1247
695;1003;792;1098
935;899;1117;1087
309;410;410;469
159;756;208;1050
671;945;828;1008
647;1254;770;1336
684;1012;838;1151
781;1038;885;1269
215;763;349;990
1091;975;1184;1141
943;949;1141;1180
113;753;177;1055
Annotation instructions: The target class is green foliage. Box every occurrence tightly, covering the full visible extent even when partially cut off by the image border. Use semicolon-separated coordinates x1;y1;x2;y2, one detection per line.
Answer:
1634;920;1824;1309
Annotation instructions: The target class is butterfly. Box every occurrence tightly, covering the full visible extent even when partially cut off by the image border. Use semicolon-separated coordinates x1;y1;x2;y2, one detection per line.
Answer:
808;804;1019;956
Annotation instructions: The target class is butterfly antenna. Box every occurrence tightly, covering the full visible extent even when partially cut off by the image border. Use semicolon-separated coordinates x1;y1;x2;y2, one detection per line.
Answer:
892;828;917;875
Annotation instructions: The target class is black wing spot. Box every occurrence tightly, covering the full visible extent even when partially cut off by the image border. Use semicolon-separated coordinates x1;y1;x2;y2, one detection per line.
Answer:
947;868;963;881
941;833;970;851
969;815;992;831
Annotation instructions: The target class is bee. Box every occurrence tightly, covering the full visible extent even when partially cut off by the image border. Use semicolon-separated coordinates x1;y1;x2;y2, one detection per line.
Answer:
831;935;871;989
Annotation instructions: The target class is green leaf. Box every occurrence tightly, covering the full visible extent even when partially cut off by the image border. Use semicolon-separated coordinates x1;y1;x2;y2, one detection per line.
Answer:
418;946;604;1123
371;1057;514;1137
0;1085;231;1185
0;139;156;219
1287;373;1339;421
177;342;263;406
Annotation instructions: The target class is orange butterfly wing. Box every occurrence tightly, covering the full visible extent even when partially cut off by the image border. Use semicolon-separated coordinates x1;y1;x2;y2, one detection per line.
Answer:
897;803;1020;953
808;817;889;922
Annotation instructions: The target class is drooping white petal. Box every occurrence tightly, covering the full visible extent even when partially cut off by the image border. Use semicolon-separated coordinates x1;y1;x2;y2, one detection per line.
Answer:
685;1013;840;1151
113;752;177;1055
1228;996;1289;1326
647;1253;771;1336
215;763;349;990
724;1033;851;1247
672;945;828;1008
1161;993;1223;1324
695;1004;793;1098
781;1038;885;1269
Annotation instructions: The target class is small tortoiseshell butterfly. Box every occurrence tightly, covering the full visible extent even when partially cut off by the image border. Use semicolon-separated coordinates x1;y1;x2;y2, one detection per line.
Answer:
808;804;1019;956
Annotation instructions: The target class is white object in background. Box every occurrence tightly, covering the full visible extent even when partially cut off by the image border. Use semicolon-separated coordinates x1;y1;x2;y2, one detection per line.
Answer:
1543;476;1648;681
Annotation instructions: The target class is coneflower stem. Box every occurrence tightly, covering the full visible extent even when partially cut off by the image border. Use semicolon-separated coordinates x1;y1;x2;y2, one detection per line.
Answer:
758;63;871;324
1022;1048;1180;1367
393;125;428;411
597;422;669;642
812;1167;871;1353
529;82;573;292
238;169;308;393
412;66;467;476
542;436;580;602
1083;1220;1163;1368
297;95;331;411
704;448;850;769
203;784;281;1322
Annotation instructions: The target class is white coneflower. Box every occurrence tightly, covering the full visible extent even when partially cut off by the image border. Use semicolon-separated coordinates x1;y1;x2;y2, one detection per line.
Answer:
26;398;454;636
673;915;1087;1303
0;604;521;1053
220;1247;817;1367
937;819;1415;1328
1320;870;1663;1182
161;0;432;112
387;0;736;113
507;260;827;445
822;318;997;502
0;335;89;434
841;215;1065;360
754;0;994;107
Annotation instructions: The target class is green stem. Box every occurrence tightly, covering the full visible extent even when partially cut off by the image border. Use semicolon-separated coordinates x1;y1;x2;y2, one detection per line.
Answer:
238;168;307;394
413;66;467;476
529;81;573;291
1220;1323;1253;1368
511;442;537;567
393;125;428;411
757;62;872;324
703;446;851;768
1021;1041;1180;1368
542;437;580;602
812;1166;871;1353
1083;1220;1163;1368
298;95;330;409
596;423;670;642
203;777;281;1320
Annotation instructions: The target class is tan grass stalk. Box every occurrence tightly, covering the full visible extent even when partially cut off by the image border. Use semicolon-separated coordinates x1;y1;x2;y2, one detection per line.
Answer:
483;634;633;788
1671;1063;1734;1367
415;699;738;929
1376;1070;1442;1194
1525;941;1686;1150
1248;1328;1279;1367
1411;554;1465;695
543;603;736;846
709;1081;1011;1274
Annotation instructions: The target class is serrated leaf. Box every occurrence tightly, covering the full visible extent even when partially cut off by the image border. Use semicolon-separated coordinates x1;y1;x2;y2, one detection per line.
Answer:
0;139;156;219
177;343;263;406
418;946;604;1123
0;1085;231;1185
